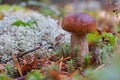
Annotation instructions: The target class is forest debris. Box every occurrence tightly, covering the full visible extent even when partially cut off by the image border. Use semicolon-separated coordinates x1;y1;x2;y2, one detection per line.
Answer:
94;64;105;72
56;56;71;64
58;57;63;71
0;64;6;73
14;75;26;80
4;46;42;63
12;54;23;77
21;64;33;73
49;70;61;80
55;34;65;42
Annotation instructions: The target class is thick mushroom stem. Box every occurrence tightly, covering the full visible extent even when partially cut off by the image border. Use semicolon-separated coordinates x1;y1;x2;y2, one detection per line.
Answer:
70;33;88;65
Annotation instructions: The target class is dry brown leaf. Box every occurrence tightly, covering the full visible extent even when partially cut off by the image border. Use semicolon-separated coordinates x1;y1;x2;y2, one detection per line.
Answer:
21;64;32;73
55;34;65;42
30;59;38;69
49;70;61;80
21;59;38;73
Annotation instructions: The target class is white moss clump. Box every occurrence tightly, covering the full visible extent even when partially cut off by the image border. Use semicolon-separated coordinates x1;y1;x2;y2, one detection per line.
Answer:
0;10;70;61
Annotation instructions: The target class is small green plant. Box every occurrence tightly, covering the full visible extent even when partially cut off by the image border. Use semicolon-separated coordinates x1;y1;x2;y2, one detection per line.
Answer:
101;32;116;46
87;31;102;43
45;64;59;71
55;43;70;58
67;59;76;72
0;65;12;80
27;70;44;80
12;18;37;29
12;20;26;26
73;45;80;57
0;76;13;80
87;32;116;46
5;64;13;77
73;73;82;80
87;31;116;65
99;44;113;64
84;54;92;68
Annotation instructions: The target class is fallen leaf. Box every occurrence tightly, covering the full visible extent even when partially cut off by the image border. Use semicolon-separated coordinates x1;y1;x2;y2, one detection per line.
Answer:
49;70;61;80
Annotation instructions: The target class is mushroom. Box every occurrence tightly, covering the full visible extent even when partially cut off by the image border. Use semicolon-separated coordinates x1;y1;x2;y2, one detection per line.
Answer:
62;12;96;66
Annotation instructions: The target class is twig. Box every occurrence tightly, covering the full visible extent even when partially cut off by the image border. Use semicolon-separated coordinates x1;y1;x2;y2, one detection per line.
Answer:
94;64;105;72
56;56;71;64
12;54;23;76
19;46;41;57
14;75;26;80
4;46;42;63
58;57;63;71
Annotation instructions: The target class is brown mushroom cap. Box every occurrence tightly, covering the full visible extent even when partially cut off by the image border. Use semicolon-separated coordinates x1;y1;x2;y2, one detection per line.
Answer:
62;12;96;34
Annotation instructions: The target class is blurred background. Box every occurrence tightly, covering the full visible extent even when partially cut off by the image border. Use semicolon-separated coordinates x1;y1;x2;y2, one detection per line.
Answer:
0;0;119;20
0;0;120;11
0;0;120;39
0;0;120;37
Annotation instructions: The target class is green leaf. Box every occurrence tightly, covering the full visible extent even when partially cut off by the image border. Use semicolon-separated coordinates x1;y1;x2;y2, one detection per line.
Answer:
27;70;44;80
87;31;116;46
12;19;37;28
12;20;26;27
0;76;13;80
26;19;37;27
87;31;102;42
102;32;116;46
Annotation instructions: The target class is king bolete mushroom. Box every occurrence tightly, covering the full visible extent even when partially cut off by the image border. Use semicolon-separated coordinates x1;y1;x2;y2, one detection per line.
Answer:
62;12;96;66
